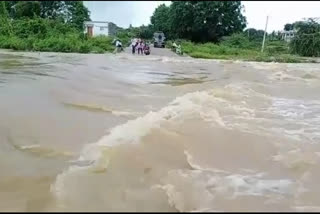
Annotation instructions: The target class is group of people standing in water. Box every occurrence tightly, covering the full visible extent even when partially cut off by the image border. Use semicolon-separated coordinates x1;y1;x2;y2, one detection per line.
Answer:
131;38;150;55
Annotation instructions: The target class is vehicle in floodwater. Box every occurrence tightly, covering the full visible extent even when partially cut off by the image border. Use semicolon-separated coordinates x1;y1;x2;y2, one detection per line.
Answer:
153;31;166;48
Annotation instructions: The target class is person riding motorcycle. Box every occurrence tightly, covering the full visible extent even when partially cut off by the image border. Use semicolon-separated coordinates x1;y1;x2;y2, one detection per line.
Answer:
113;39;123;53
176;44;182;55
172;41;182;55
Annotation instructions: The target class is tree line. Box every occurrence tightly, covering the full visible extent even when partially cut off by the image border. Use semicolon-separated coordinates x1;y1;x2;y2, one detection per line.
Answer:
150;1;246;42
0;1;119;53
148;1;320;57
289;18;320;57
1;1;319;57
127;1;282;43
1;1;90;30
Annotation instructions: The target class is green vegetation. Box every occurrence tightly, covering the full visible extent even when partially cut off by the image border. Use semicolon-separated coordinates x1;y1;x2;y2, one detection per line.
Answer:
0;0;319;63
0;17;116;53
178;36;304;63
147;1;320;63
151;1;246;42
290;19;320;57
0;1;120;54
4;1;90;31
121;1;247;43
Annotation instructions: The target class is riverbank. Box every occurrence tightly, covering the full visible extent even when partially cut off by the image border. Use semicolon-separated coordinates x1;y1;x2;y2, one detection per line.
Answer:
0;35;119;54
172;41;318;64
0;16;132;54
0;36;318;64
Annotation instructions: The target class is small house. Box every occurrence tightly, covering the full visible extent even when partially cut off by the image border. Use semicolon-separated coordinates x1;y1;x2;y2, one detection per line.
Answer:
84;21;118;37
281;30;297;42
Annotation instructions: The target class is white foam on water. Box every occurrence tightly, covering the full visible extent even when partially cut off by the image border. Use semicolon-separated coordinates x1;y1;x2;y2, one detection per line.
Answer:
19;144;41;149
154;169;293;212
268;98;320;143
51;81;320;210
294;206;320;212
51;90;227;200
224;174;292;197
75;90;227;163
52;165;84;205
213;83;320;143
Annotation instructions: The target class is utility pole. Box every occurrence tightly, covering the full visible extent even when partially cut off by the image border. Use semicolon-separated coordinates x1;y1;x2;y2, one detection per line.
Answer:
261;15;269;53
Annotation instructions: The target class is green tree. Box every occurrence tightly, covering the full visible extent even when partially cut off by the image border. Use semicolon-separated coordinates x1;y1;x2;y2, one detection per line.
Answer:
4;1;18;18
169;1;194;40
117;24;154;41
244;28;265;41
0;1;9;18
150;4;171;38
5;1;90;30
138;24;154;39
290;18;320;57
284;23;294;31
14;1;41;18
294;19;320;34
0;1;12;35
65;1;90;30
269;30;280;41
169;1;246;42
39;1;66;19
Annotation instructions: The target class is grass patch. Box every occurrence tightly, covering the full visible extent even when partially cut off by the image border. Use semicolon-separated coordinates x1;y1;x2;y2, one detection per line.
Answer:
0;18;128;54
178;40;306;63
166;34;310;63
0;34;118;53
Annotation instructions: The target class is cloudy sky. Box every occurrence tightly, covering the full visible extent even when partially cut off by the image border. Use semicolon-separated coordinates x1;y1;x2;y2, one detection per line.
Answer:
84;1;320;32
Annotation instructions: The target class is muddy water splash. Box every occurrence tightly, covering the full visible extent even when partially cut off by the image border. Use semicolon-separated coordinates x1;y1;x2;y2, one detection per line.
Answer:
0;50;320;211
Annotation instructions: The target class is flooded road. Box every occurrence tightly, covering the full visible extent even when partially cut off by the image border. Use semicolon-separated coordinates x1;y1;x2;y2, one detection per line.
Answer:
1;49;320;211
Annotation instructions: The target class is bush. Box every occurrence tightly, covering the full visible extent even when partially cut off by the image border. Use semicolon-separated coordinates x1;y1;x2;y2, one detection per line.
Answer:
220;33;257;50
189;52;229;60
88;36;114;52
0;36;27;50
265;40;289;55
12;18;47;39
290;32;320;57
0;17;12;36
78;43;91;53
0;17;120;54
179;39;304;63
91;46;105;54
290;19;320;57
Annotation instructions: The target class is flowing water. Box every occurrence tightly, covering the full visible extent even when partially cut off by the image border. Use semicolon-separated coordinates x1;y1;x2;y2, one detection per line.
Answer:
1;49;320;211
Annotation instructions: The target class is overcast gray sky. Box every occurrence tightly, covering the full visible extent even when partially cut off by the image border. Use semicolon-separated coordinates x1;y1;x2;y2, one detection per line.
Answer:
84;1;320;32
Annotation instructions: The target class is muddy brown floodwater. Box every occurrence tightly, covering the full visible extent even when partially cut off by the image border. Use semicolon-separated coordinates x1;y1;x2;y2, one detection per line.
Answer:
0;48;320;211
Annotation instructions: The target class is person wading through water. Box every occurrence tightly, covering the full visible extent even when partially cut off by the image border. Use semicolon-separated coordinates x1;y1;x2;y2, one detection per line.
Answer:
131;38;138;54
137;40;144;55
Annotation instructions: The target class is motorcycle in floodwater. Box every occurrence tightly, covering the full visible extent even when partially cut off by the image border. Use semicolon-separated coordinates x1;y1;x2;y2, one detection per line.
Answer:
172;42;183;56
113;45;124;54
144;45;151;55
176;46;183;55
112;39;124;54
116;46;124;53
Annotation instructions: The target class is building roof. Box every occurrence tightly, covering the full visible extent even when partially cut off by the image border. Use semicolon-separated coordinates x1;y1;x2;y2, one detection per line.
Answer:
84;21;109;25
281;29;297;33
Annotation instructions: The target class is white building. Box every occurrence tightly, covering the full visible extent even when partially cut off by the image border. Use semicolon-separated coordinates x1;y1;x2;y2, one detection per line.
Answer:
84;21;117;37
281;30;297;42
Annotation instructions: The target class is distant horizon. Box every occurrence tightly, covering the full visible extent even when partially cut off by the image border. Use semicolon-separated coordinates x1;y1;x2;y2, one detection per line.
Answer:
84;1;320;32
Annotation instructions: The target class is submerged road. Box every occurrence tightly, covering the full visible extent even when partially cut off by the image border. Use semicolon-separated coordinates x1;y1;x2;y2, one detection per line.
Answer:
124;44;182;57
